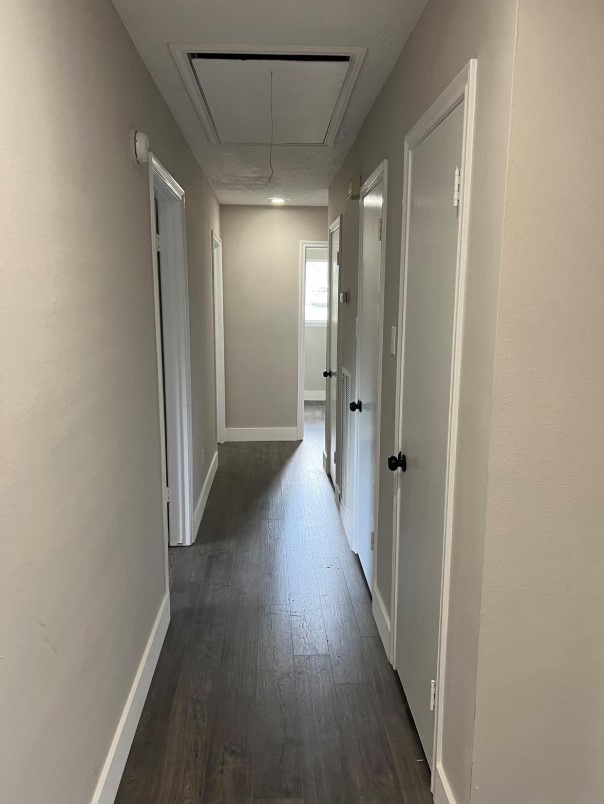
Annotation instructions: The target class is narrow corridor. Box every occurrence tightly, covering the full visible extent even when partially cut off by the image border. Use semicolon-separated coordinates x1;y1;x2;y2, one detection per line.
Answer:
117;404;431;802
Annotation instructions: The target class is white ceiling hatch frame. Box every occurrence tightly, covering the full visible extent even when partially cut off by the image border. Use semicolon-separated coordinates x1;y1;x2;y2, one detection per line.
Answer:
170;44;366;147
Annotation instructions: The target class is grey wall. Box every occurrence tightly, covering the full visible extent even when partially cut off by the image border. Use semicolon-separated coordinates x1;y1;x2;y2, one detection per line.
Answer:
220;205;327;430
328;0;519;799
0;0;218;800
471;1;604;801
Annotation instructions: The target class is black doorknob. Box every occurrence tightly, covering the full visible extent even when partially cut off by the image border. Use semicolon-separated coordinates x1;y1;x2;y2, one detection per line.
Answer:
387;452;407;472
350;400;363;412
323;370;334;378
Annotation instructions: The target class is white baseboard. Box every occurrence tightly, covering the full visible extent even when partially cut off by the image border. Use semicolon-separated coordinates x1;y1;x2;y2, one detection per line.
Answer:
372;584;391;660
224;426;299;442
304;390;326;401
433;762;458;804
91;593;170;804
193;450;218;539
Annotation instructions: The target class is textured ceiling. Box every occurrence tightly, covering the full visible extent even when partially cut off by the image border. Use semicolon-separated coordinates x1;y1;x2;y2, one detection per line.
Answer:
112;0;428;205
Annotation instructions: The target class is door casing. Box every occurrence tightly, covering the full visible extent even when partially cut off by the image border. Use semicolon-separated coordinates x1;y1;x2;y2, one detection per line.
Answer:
390;60;477;793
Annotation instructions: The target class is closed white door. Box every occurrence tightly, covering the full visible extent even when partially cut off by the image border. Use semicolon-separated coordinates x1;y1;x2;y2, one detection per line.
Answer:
326;221;340;483
354;168;386;586
394;101;465;760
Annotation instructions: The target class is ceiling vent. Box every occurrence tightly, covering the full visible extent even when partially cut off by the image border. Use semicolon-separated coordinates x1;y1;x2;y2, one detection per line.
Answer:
170;45;366;146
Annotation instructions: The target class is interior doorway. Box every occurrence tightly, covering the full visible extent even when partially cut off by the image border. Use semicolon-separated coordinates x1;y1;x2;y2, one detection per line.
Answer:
297;240;329;439
351;161;388;589
149;155;194;548
324;216;341;485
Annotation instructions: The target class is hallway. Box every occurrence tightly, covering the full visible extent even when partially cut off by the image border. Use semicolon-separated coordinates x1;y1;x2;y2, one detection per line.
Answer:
117;404;431;802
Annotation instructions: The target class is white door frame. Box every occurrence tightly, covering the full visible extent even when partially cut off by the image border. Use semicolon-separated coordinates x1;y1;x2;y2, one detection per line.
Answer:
297;239;329;440
325;216;342;478
149;154;194;548
211;231;226;444
351;160;388;567
390;60;477;791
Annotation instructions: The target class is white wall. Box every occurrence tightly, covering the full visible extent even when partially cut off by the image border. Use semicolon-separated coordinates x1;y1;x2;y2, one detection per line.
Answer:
471;1;604;801
0;0;218;800
220;205;327;430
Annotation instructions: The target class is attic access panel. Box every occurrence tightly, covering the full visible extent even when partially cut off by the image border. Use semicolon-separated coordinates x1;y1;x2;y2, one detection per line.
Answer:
170;45;367;147
191;54;348;145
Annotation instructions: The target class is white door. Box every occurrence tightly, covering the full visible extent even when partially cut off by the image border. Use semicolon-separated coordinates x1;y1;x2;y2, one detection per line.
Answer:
394;101;465;760
353;166;386;586
326;220;341;483
212;233;225;444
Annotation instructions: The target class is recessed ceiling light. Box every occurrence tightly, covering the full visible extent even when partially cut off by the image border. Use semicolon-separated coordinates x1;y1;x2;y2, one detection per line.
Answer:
269;197;287;204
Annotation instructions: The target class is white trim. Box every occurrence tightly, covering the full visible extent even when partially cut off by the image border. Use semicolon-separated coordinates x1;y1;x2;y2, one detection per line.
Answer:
211;232;226;444
372;584;391;656
326;215;343;485
150;154;194;548
192;450;219;539
390;60;477;781
91;593;170;804
169;44;366;147
224;426;299;442
352;159;388;573
304;320;328;328
298;240;329;440
433;764;458;804
304;390;326;402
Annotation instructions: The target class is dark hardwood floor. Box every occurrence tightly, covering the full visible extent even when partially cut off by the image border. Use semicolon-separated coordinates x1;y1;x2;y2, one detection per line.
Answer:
117;403;432;803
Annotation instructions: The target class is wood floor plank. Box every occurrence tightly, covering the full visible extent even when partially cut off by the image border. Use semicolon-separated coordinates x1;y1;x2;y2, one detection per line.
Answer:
187;546;233;669
294;654;349;803
198;686;255;802
253;669;303;800
151;668;214;802
335;681;402;801
258;610;294;673
316;559;370;684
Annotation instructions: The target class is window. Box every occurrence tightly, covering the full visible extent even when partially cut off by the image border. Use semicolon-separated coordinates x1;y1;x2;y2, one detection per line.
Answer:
305;246;329;324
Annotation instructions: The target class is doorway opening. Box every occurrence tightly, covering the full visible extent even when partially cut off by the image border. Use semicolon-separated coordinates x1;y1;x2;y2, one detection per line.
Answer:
297;240;329;439
149;155;194;548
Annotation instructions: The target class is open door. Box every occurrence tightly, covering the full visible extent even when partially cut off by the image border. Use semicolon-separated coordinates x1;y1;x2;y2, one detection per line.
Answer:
352;162;387;588
149;155;194;547
212;231;225;444
325;216;341;484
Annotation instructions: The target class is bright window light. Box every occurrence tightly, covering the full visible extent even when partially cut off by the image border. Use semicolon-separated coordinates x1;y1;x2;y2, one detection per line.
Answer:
305;247;329;324
269;197;287;204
